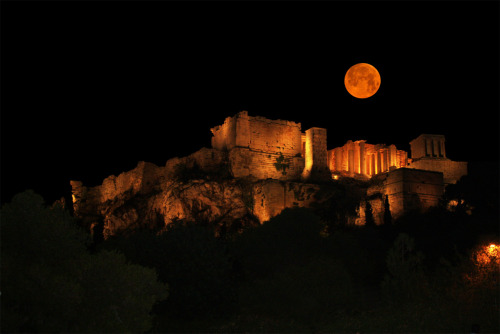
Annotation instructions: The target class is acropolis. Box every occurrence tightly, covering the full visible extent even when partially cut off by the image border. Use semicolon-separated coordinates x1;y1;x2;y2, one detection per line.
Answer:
71;110;468;237
210;111;467;224
211;110;467;184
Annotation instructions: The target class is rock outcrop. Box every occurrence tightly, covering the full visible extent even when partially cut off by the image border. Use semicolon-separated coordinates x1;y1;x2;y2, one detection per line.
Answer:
71;148;326;238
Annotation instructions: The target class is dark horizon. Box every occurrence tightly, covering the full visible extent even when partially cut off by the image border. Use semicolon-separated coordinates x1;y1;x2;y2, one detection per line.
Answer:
1;1;499;204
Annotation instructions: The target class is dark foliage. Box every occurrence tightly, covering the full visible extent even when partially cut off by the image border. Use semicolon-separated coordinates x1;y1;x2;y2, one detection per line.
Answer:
364;199;375;227
383;194;392;225
233;207;326;280
100;219;237;325
0;191;168;333
173;161;231;182
3;160;499;334
311;179;367;230
273;152;290;175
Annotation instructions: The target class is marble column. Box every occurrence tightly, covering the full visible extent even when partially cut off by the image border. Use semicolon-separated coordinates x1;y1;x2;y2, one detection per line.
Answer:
348;149;354;176
440;139;446;158
376;151;382;174
360;141;366;175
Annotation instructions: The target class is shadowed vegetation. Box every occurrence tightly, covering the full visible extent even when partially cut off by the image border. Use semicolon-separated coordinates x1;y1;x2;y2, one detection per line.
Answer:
1;163;498;333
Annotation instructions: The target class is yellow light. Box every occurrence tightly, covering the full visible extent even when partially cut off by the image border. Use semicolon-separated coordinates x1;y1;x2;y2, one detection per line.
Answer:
333;175;339;180
487;244;499;257
72;194;76;203
476;243;500;265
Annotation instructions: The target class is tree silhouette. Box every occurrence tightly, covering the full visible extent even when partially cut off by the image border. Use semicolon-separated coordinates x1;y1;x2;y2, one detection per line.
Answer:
365;199;375;226
1;190;168;333
383;194;392;225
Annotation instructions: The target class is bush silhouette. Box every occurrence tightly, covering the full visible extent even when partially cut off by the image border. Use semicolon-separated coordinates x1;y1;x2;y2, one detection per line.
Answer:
1;190;168;333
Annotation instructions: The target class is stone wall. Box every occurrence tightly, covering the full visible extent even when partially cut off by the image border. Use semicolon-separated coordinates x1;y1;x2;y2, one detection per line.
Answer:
384;168;444;217
408;158;467;185
71;161;166;236
98;161;163;202
360;168;444;225
211;111;303;156
164;147;228;178
408;134;467;185
210;114;237;151
229;147;305;181
252;179;321;223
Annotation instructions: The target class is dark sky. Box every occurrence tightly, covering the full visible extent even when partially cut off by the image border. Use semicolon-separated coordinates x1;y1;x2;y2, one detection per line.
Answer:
1;1;499;204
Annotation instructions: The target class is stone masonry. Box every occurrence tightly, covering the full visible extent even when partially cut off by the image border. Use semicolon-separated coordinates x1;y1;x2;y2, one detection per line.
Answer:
407;134;467;185
211;111;331;182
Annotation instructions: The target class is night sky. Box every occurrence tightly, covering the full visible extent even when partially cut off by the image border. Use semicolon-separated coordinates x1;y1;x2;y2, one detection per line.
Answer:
1;1;499;204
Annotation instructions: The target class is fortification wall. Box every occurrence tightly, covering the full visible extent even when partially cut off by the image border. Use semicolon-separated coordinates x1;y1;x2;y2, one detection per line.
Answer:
97;161;163;203
164;148;228;178
252;180;320;223
71;161;164;222
385;168;443;217
211;111;302;156
211;114;237;151
358;168;444;225
408;158;467;184
229;147;305;181
245;114;302;156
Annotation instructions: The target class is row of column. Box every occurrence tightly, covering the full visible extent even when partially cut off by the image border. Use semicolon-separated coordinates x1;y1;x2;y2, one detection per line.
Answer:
329;140;408;177
424;138;446;158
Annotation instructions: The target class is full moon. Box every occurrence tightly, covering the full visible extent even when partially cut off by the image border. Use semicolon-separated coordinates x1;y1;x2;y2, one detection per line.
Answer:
344;63;381;99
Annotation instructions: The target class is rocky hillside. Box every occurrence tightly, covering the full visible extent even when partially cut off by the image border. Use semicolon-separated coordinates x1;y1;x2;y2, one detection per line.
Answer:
71;148;328;238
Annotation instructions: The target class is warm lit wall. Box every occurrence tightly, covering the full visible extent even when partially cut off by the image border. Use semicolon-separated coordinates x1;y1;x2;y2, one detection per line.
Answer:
164;148;228;179
98;161;162;202
408;158;467;185
360;168;444;225
70;161;164;235
211;111;302;156
252;179;320;223
211;114;237;151
385;168;444;217
244;113;302;155
408;134;467;184
229;147;305;181
302;127;331;181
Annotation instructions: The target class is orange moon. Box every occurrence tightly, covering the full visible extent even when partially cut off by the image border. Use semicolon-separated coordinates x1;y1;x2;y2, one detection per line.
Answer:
344;63;381;99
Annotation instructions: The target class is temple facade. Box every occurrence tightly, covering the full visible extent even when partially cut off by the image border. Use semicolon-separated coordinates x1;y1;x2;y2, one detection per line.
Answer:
327;140;408;178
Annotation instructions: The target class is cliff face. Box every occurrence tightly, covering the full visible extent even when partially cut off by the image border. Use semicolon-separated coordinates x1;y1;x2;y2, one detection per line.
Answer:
71;148;323;238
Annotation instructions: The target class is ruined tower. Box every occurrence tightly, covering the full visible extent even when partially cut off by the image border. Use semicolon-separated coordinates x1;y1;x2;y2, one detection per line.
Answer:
301;127;331;182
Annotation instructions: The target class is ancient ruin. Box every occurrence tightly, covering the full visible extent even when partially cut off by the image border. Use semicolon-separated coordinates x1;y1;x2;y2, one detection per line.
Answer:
407;134;468;185
210;111;331;182
328;140;408;178
71;111;468;237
